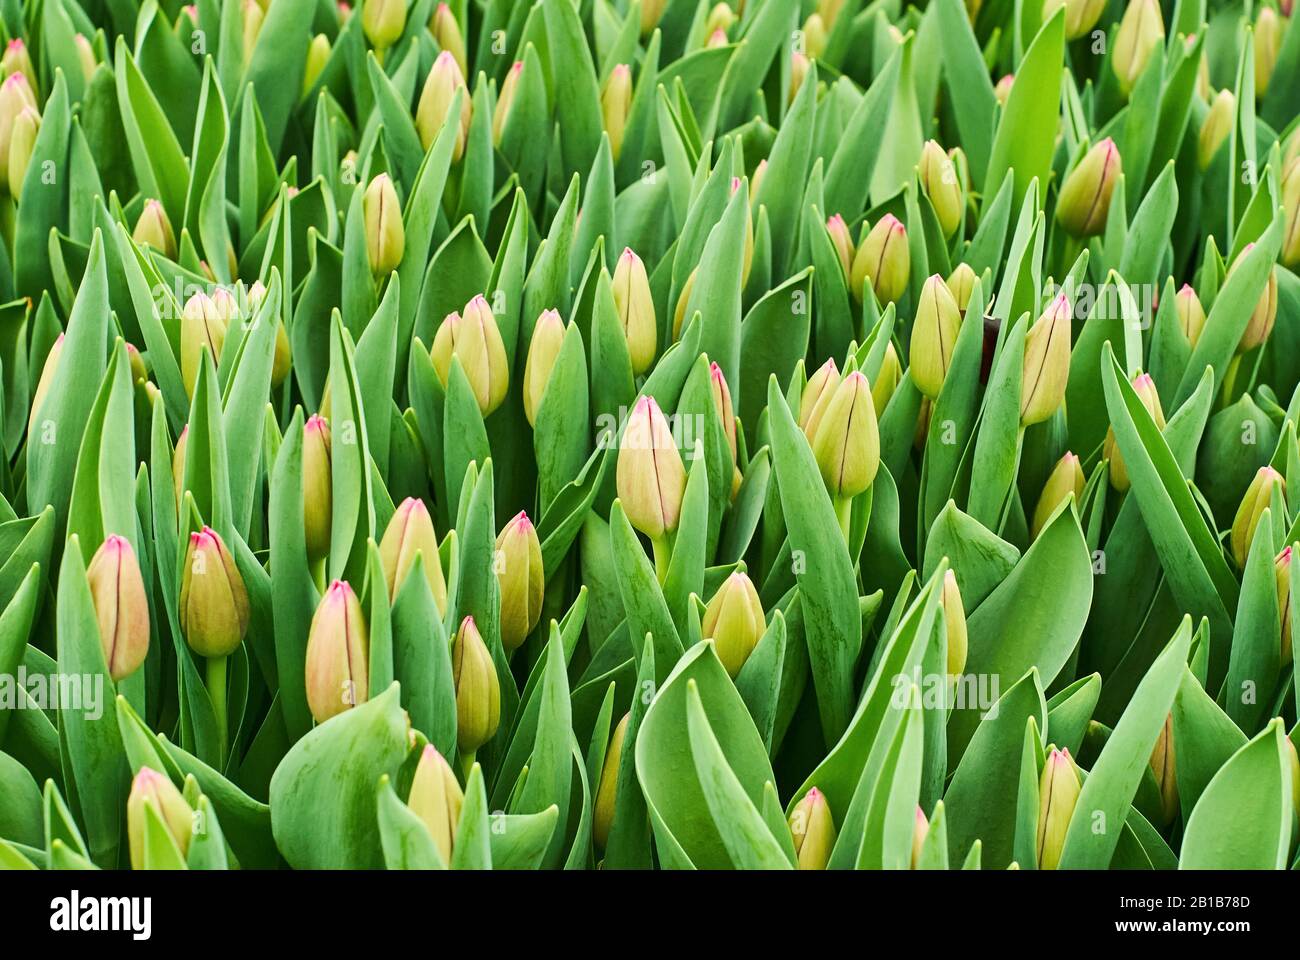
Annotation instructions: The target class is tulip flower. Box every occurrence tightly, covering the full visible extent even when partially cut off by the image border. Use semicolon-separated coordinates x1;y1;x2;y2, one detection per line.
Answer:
702;572;764;677
1285;735;1300;817
1229;246;1278;354
127;768;193;869
1020;294;1072;425
86;536;150;683
305;580;369;723
1104;373;1165;491
1283;157;1300;270
641;0;666;35
302;34;331;97
946;262;977;313
593;713;629;850
799;357;841;440
789;52;809;106
493;61;524;146
302;414;333;564
242;0;264;63
453;616;501;754
172;424;189;512
1036;748;1081;870
918;140;963;238
872;342;902;415
417;50;472;159
430;296;510;416
1042;0;1106;40
431;3;468;78
1149;713;1178;825
911;805;929;869
1174;284;1207;347
1231;466;1285;568
407;744;463;863
1032;451;1085;539
179;526;251;659
379;496;448;612
126;343;148;384
1056;139;1121;238
523;309;565;426
826;214;855;281
1256;7;1282;97
363;173;404;276
911;274;962;400
616;396;686;548
1112;0;1165;97
133;198;176;259
994;74;1014;105
710;362;742;498
7;104;38;192
27;333;62;435
601;64;633;164
1276;547;1294;666
671;268;697;342
941;570;967;676
74;34;97;83
811;371;880;531
1198;90;1235;171
788;787;836;870
362;0;405;53
802;14;828;58
851;215;910;305
496;511;543;653
180;292;228;398
2;40;36;98
612;248;657;376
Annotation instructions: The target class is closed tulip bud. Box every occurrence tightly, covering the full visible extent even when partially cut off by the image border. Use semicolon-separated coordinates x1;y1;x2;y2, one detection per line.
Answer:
702;572;764;677
872;341;902;414
453;616;501;752
0;73;34;192
818;0;846;27
750;160;768;204
492;60;523;146
1281;157;1300;270
1036;748;1081;869
2;40;36;97
1112;0;1164;96
802;14;828;58
946;263;977;313
1174;283;1207;346
523;309;565;426
705;28;728;48
305;580;369;722
87;536;150;683
1230;245;1278;353
1276;547;1293;665
172;425;188;511
1287;132;1300;172
362;0;405;51
126;343;148;384
641;0;666;35
127;768;193;869
1196;48;1211;101
407;745;462;863
242;0;264;62
1043;0;1106;40
417;50;471;159
789;52;809;107
710;362;739;465
994;73;1014;105
271;319;291;387
1149;713;1178;824
133;198;176;259
826;214;854;281
851;214;910;305
671;268;697;341
6;103;37;192
617;396;686;540
179;527;250;658
496;511;543;653
302;34;331;96
706;2;736;35
1032;451;1085;540
379;496;448;611
612;248;657;375
919;140;964;238
1231;466;1285;568
28;333;62;435
1020;294;1072;425
911;805;929;869
1198;90;1235;171
431;3;467;77
788;787;836;870
431;298;510;416
811;370;880;501
593;712;629;849
942;570;967;675
1056;138;1121;237
1105;373;1165;491
363;173;404;276
911;274;963;400
602;64;633;164
731;178;755;286
180;293;227;398
1256;7;1282;97
301;415;332;562
799;357;841;440
1285;735;1300;817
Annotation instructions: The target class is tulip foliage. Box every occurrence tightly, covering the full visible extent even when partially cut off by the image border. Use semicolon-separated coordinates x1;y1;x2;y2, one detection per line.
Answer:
0;0;1298;874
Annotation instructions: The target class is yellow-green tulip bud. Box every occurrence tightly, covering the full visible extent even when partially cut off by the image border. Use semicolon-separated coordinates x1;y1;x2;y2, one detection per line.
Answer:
1105;373;1165;491
87;535;150;683
27;333;62;436
379;496;448;612
872;341;902;415
798;357;841;440
818;0;846;28
942;569;967;675
826;213;855;282
1056;138;1121;238
1231;466;1285;568
302;414;332;563
593;712;629;850
789;52;809;107
242;0;264;63
272;318;291;387
911;274;963;400
602;64;633;164
430;298;510;416
1149;713;1178;825
6;104;37;193
0;72;34;193
305;579;369;722
641;0;666;35
407;744;462;863
453;615;501;752
1281;157;1300;270
749;159;768;204
126;343;148;385
1276;547;1294;665
671;267;696;341
1043;0;1106;40
1020;293;1072;425
496;511;544;653
1230;244;1278;353
1196;47;1211;101
1032;451;1085;540
431;2;467;78
1112;0;1165;97
172;425;188;513
1174;283;1207;346
612;247;657;376
1256;7;1282;97
802;13;828;58
1284;733;1300;817
179;526;251;658
994;73;1014;105
616;396;686;540
1036;747;1081;869
492;60;523;146
811;370;880;500
363;173;404;276
417;50;471;159
851;214;910;305
2;40;36;98
919;140;964;238
133;198;176;259
946;262;977;313
706;2;736;36
523;309;565;426
788;787;836;870
911;805;929;869
702;572;764;677
362;0;405;51
1198;89;1235;171
302;33;331;97
180;292;227;398
127;768;193;869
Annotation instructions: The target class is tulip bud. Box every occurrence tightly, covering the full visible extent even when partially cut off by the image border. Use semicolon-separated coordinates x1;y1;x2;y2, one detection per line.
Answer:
1196;48;1211;101
2;40;36;98
126;343;148;385
919;140;964;238
523;309;565;426
180;292;227;398
946;262;977;313
0;73;33;192
911;274;963;400
798;357;841;440
302;33;331;97
601;64;633;164
731;177;756;287
1149;713;1178;824
1055;138;1121;238
28;333;63;435
407;744;463;863
1020;294;1072;425
363;173;404;276
616;396;686;541
701;572;764;677
379;496;448;612
6;104;37;193
851;214;910;305
301;415;333;562
1284;734;1300;817
671;268;697;342
1032;451;1085;540
133;198;176;259
911;805;929;869
710;361;740;475
1198;90;1235;171
802;14;828;58
362;0;405;51
127;768;193;869
788;787;836;870
1276;547;1294;665
1230;245;1278;354
430;297;509;416
417;50;472;159
86;536;151;683
818;0;845;27
872;341;902;415
1281;157;1300;270
1043;0;1106;39
431;3;467;78
271;318;291;387
593;712;629;850
612;248;657;376
1104;373;1165;491
242;0;264;63
179;526;251;658
826;214;855;281
1112;0;1165;97
305;580;369;722
496;511;543;653
941;570;967;675
492;60;524;146
811;370;880;501
789;52;809;107
1174;283;1207;346
750;160;768;203
1256;7;1282;97
1036;748;1081;870
1230;466;1285;568
994;74;1014;105
453;616;501;752
641;0;666;35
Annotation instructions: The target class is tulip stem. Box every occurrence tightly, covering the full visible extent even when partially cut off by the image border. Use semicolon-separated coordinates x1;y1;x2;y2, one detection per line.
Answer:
207;655;228;769
833;497;852;540
651;536;671;583
458;749;476;783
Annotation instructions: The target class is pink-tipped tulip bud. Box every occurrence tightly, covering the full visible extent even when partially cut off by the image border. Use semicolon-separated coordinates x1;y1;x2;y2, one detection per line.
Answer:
942;570;967;675
911;274;963;400
1056;138;1121;238
612;248;657;376
851;214;910;305
2;39;36;98
363;173;404;276
616;396;686;540
602;64;633;164
179;526;251;658
788;787;836;870
430;296;510;416
1231;466;1285;568
180;292;227;399
1032;451;1085;539
911;805;929;869
496;511;544;653
1174;284;1207;347
810;370;880;501
702;572;765;677
241;0;264;63
127;768;193;869
133;198;176;259
0;72;34;194
1104;373;1165;491
826;214;855;282
302;415;333;563
919;140;964;238
994;74;1014;105
492;60;524;146
593;712;629;850
710;362;742;498
305;579;369;723
361;0;405;51
1036;747;1081;869
453;616;501;752
1276;547;1294;666
798;357;841;441
1020;294;1072;425
431;3;468;78
87;536;151;683
1198;89;1235;171
407;744;463;863
1149;713;1178;825
417;50;472;159
1112;0;1165;97
523;309;565;427
379;496;448;612
126;343;148;385
789;52;809;107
